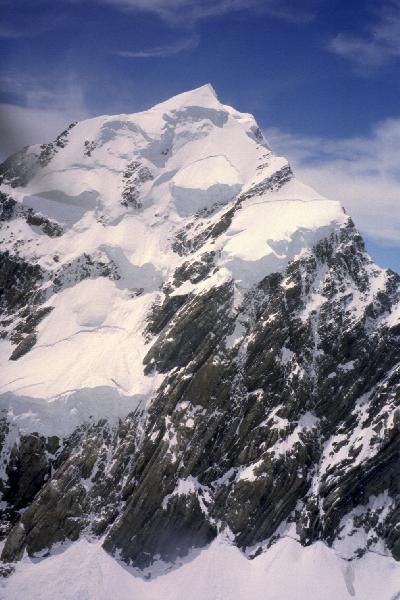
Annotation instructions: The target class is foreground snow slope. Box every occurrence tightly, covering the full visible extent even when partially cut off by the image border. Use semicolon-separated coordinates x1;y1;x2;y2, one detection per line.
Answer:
3;537;400;600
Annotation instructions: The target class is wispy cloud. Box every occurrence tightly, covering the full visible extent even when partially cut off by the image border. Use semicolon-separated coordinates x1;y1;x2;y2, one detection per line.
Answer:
329;0;400;71
0;23;49;39
99;0;318;24
266;119;400;245
0;2;64;39
0;73;90;158
114;34;199;58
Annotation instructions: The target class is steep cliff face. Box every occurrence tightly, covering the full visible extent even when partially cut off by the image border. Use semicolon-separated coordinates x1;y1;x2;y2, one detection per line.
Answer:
0;85;399;593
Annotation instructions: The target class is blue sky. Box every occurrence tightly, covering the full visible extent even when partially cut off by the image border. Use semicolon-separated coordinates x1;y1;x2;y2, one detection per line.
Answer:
1;0;399;270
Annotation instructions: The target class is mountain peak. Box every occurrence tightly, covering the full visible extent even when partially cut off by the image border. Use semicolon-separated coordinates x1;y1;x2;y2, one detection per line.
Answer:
151;82;221;112
0;84;347;402
1;85;400;596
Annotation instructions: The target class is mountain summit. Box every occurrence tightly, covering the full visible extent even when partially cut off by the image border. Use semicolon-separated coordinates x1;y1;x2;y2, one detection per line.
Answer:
0;87;399;599
0;84;344;408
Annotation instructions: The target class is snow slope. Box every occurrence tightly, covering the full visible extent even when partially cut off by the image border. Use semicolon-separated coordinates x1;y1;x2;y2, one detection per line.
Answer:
3;536;400;600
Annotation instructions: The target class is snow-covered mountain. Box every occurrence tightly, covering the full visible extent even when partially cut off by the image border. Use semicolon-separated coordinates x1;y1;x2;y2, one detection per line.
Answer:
0;84;399;599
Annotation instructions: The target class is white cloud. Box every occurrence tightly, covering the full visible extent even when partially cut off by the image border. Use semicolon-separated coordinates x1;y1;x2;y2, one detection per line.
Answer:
98;0;317;24
0;104;79;158
265;119;400;245
114;35;199;58
0;74;90;159
329;1;400;70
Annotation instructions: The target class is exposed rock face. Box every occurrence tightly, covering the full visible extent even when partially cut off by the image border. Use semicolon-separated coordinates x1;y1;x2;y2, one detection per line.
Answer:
0;85;399;578
121;160;153;208
1;221;399;570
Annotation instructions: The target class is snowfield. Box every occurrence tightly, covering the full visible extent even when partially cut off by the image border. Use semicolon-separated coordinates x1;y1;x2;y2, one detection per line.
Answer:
3;536;400;600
